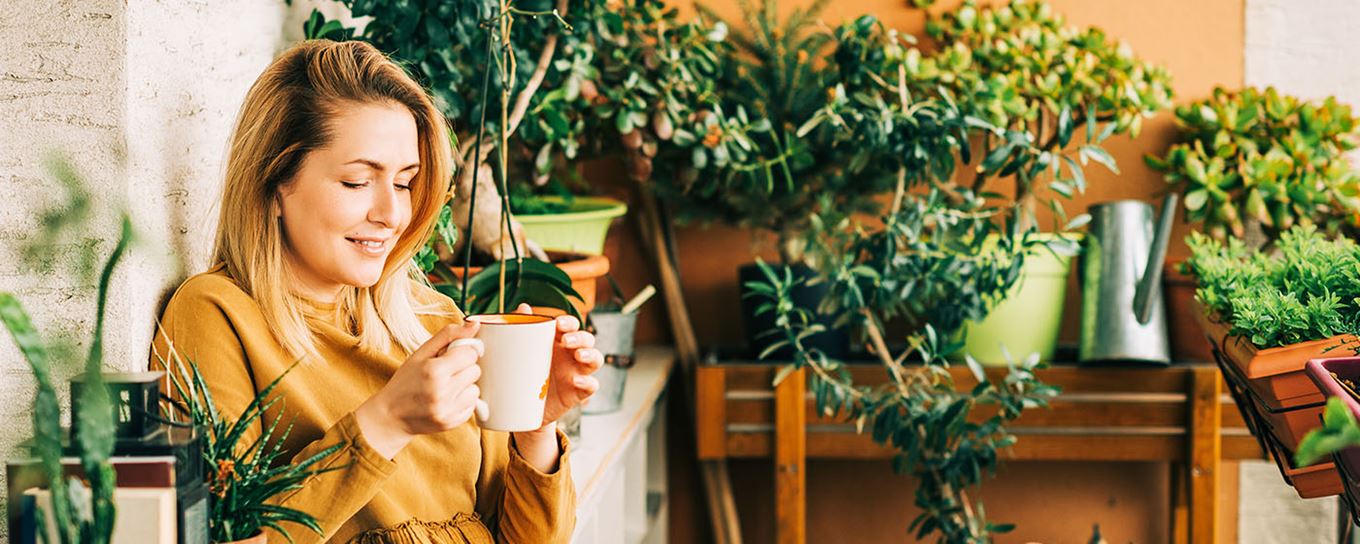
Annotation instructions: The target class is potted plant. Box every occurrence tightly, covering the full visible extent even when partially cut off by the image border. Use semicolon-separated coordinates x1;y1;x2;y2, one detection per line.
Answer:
509;180;626;255
1;157;120;544
1;158;345;544
906;0;1172;365
743;55;1060;538
155;356;344;544
1300;360;1360;506
1184;225;1360;490
1148;87;1360;362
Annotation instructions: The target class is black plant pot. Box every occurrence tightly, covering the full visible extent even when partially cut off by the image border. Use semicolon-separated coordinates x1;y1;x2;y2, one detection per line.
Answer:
737;263;849;361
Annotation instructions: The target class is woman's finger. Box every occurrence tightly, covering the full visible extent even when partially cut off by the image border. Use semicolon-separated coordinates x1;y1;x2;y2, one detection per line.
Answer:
574;375;599;399
515;303;533;314
574;348;604;370
555;314;580;333
560;331;595;349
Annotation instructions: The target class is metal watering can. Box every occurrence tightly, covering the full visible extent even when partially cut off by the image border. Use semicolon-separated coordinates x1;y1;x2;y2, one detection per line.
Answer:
1078;195;1179;364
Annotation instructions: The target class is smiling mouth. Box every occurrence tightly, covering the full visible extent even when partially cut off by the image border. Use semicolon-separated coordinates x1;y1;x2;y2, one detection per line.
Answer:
347;237;388;255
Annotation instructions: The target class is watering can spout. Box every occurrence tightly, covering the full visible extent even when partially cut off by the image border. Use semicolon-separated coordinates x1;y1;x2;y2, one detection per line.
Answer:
1132;194;1178;325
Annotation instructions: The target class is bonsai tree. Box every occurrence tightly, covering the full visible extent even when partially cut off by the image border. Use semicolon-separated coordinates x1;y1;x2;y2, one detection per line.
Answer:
1147;86;1360;245
740;1;1171;537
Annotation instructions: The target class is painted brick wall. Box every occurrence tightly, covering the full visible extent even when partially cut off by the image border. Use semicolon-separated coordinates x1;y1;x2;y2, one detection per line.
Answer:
0;0;316;537
1238;0;1360;541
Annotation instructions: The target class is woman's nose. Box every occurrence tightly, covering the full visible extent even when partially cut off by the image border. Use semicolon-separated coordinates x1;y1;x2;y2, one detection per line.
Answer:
368;181;400;227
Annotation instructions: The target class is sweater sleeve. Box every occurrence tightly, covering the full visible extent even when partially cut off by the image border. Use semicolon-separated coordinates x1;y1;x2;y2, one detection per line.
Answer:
475;429;577;543
150;274;397;543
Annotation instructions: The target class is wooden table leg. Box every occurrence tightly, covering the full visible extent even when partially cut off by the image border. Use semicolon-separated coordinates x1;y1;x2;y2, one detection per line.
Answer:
1190;367;1222;543
775;368;807;544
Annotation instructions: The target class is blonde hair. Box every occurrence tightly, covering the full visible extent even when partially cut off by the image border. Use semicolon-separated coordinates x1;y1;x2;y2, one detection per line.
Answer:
213;40;452;360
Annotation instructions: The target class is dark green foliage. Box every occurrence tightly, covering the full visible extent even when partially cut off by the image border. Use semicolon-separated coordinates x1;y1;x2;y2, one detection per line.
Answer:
1148;87;1360;242
748;225;1060;541
442;257;584;319
1185;225;1360;349
158;356;345;543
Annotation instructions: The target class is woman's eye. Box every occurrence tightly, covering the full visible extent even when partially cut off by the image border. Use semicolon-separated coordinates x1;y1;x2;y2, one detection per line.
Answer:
341;180;368;189
395;183;412;191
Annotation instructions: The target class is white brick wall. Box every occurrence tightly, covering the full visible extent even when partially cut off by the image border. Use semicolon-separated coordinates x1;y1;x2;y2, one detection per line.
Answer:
1240;0;1360;540
0;0;323;538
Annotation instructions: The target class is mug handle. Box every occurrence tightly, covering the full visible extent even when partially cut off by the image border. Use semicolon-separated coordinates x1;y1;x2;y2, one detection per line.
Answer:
449;338;491;424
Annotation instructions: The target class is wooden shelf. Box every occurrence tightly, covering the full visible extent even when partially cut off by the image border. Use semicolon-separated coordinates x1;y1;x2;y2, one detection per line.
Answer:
696;361;1257;544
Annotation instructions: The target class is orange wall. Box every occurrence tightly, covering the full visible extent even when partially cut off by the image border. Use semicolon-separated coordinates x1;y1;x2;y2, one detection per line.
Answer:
590;0;1245;542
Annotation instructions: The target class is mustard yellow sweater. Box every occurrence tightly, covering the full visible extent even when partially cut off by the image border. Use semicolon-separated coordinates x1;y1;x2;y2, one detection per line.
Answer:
151;266;575;543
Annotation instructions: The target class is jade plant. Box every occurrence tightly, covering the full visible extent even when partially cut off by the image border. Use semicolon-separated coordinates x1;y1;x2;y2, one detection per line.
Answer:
1184;224;1360;349
1148;87;1360;245
912;0;1173;228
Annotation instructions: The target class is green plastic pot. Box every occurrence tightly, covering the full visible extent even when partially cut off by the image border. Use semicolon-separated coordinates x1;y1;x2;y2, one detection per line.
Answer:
960;236;1079;367
517;196;627;255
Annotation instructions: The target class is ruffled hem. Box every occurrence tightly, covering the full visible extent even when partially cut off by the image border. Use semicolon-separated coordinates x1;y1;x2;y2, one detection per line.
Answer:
348;513;494;544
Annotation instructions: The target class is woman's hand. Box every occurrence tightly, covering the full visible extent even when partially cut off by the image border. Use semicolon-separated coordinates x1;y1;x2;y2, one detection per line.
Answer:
523;304;602;426
510;304;601;472
355;321;485;459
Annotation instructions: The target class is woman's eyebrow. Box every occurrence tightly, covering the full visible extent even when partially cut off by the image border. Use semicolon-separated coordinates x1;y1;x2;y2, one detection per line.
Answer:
345;158;421;172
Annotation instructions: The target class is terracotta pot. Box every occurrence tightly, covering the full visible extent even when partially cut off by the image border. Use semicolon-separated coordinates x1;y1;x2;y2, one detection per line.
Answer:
438;251;609;318
1192;298;1354;411
1306;357;1360;512
1259;403;1324;451
1264;422;1343;499
1163;257;1214;363
218;533;267;544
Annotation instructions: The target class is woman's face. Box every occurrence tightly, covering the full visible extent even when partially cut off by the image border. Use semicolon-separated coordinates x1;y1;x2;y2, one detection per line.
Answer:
278;102;421;301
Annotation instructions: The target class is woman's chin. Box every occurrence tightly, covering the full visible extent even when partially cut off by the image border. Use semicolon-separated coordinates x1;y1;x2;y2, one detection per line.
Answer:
340;270;384;289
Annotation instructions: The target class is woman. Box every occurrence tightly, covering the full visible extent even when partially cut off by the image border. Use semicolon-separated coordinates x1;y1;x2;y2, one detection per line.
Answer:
152;40;600;543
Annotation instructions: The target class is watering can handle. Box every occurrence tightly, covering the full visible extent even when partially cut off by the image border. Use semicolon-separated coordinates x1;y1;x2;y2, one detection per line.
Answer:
1132;194;1179;325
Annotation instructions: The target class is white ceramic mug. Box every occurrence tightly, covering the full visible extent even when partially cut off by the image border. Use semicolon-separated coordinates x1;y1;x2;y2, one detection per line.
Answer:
451;313;557;432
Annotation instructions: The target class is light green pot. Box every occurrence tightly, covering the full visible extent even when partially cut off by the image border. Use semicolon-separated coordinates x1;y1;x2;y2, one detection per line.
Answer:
517;196;628;255
960;237;1078;367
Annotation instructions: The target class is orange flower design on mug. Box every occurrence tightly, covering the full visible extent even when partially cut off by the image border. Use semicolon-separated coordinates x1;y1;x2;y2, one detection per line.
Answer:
539;378;549;400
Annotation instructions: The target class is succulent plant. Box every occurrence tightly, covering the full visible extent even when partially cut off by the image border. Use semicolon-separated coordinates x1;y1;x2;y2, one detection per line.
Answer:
1148;86;1360;244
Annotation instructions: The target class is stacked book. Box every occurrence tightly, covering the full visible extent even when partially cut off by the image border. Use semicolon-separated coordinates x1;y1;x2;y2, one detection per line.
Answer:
5;372;209;544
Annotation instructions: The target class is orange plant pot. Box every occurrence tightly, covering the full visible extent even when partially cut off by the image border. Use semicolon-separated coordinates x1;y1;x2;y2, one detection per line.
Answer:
1266;428;1344;499
439;251;609;318
1192;299;1354;411
219;533;267;544
1259;403;1324;452
1163;258;1214;363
